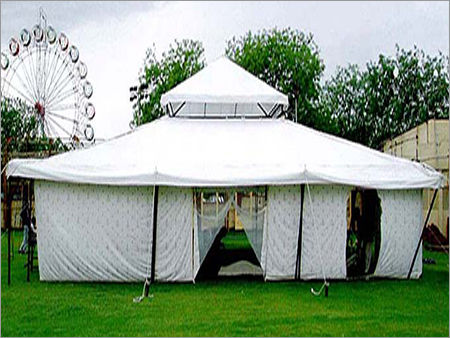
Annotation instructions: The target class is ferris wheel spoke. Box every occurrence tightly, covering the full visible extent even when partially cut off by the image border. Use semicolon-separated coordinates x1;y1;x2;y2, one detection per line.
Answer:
45;114;73;138
17;54;39;102
37;45;43;99
23;52;41;102
45;53;66;98
46;72;75;105
4;66;38;103
47;86;77;108
41;118;51;138
42;45;51;102
46;110;78;124
1;77;36;107
47;102;76;111
26;48;40;100
34;44;42;100
43;116;59;139
43;49;59;98
46;58;70;104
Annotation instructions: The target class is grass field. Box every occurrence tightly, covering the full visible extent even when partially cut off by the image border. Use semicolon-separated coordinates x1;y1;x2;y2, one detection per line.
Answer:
1;230;449;337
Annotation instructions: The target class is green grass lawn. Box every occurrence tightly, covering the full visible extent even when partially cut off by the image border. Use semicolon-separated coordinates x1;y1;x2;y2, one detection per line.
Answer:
1;230;449;337
221;230;252;250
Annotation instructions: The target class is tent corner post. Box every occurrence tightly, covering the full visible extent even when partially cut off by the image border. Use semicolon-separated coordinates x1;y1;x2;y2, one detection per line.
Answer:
295;184;305;280
407;188;438;279
150;185;159;285
3;170;12;285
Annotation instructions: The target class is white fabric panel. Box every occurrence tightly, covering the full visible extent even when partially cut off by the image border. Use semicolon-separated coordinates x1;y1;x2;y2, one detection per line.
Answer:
194;196;234;277
155;187;193;282
35;180;153;282
375;190;423;279
301;185;349;280
233;200;267;264
263;185;301;280
7;118;444;190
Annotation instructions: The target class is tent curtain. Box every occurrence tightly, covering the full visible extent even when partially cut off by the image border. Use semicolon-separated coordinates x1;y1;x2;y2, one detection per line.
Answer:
35;181;154;282
301;185;349;280
233;198;267;265
194;193;234;277
263;185;302;280
155;186;193;282
374;189;423;279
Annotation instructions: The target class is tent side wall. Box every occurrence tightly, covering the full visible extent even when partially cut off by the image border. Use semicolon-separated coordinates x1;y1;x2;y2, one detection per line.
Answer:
263;185;302;280
35;181;154;282
155;186;193;282
375;189;423;278
300;185;349;280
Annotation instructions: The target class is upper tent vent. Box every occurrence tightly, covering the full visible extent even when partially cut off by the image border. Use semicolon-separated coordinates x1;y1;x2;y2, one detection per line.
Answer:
160;56;289;118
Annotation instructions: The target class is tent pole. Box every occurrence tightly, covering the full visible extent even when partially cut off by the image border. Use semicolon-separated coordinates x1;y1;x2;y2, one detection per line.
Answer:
407;189;438;279
3;173;13;285
147;185;159;295
295;185;305;280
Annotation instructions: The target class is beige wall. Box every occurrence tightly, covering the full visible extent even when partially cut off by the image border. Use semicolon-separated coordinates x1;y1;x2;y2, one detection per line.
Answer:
383;119;449;236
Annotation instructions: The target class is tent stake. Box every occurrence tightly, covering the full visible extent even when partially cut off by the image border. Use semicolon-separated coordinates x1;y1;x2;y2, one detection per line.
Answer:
407;189;438;279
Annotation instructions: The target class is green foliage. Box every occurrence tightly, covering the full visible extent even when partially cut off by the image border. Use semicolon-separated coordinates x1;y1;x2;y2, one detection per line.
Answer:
226;27;335;132
322;45;449;148
1;98;68;157
131;40;205;126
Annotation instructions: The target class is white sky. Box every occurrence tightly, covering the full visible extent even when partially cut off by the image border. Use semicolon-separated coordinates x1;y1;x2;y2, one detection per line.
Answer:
1;1;448;139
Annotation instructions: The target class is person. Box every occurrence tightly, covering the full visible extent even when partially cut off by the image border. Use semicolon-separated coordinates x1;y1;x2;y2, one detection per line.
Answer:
29;216;37;246
18;205;31;254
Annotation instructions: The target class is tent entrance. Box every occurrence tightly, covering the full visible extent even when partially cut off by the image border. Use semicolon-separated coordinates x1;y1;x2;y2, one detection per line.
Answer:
196;228;262;279
194;189;266;280
346;188;382;277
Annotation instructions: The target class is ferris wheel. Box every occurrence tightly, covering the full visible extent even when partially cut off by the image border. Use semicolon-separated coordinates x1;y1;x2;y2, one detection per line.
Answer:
0;9;95;147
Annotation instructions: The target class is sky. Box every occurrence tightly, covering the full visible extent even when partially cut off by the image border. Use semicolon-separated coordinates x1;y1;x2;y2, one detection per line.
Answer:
1;1;449;139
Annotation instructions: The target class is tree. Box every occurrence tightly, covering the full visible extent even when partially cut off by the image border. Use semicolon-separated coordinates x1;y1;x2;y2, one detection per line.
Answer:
130;39;205;126
1;97;67;157
322;45;449;149
225;27;335;132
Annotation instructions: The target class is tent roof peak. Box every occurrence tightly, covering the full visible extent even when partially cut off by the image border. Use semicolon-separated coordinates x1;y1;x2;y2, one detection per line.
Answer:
160;56;289;118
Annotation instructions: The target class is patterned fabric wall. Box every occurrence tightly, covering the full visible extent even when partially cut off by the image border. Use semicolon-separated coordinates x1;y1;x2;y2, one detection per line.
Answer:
35;181;154;281
263;185;301;280
301;185;349;280
375;189;423;278
156;186;193;282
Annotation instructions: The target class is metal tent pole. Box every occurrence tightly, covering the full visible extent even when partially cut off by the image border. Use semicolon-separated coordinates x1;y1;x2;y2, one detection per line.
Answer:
295;184;305;280
147;185;159;296
407;189;438;279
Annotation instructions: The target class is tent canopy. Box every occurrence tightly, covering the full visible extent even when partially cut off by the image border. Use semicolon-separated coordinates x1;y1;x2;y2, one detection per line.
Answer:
7;116;444;189
160;56;289;118
6;55;444;189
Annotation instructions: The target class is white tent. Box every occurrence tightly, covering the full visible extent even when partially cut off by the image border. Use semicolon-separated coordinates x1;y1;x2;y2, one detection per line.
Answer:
6;56;444;283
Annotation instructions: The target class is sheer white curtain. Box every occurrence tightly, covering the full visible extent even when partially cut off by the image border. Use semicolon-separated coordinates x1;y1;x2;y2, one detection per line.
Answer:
193;192;234;277
233;197;267;265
